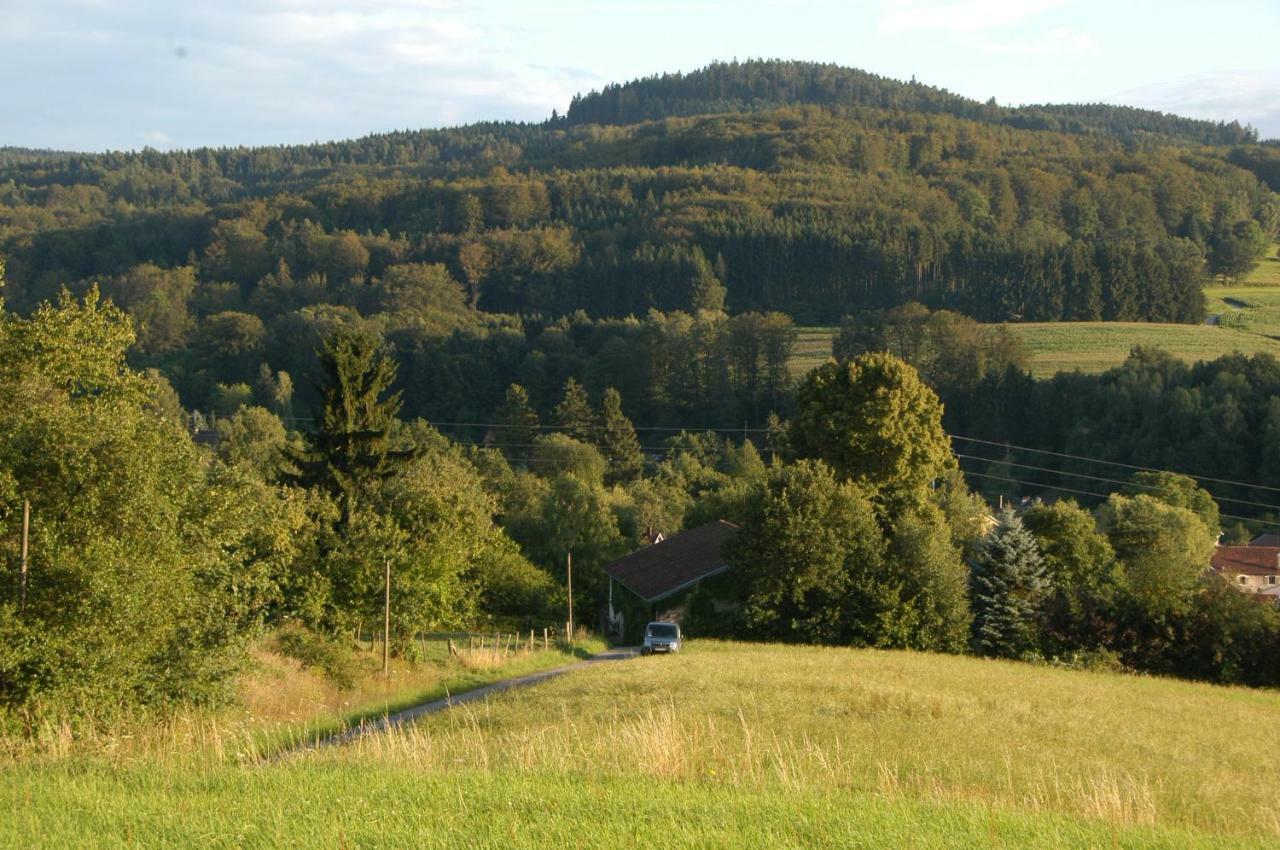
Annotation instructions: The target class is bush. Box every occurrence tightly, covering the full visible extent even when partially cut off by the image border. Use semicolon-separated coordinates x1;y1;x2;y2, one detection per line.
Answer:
274;623;357;689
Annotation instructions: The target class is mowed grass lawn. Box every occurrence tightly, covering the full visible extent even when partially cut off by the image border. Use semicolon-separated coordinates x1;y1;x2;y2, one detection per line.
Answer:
7;642;1280;848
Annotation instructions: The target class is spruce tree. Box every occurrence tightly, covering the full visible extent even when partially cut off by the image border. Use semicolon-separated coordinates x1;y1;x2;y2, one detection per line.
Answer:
598;387;643;483
554;377;597;441
495;383;540;463
689;247;726;313
290;329;407;521
969;508;1048;658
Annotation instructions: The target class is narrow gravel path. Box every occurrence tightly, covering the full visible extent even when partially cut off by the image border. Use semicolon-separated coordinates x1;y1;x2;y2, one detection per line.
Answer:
279;647;638;758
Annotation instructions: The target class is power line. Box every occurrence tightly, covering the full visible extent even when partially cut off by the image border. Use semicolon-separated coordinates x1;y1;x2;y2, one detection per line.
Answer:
950;433;1280;496
449;439;681;454
955;468;1113;502
954;452;1280;514
428;420;772;434
956;461;1280;529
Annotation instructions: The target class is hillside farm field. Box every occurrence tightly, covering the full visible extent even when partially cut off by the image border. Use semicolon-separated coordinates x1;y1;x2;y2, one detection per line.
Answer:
790;322;1280;378
790;246;1280;379
7;642;1280;848
1009;322;1280;376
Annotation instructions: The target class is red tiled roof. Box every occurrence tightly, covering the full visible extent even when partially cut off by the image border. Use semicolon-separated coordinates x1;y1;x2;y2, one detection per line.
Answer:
603;520;739;602
1212;546;1280;576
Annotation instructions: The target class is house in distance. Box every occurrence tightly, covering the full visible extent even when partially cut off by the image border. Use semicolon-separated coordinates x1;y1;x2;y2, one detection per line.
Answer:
1212;545;1280;594
603;519;739;640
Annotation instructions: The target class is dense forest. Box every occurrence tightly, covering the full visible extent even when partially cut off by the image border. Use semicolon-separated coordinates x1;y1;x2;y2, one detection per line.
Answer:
566;60;1262;147
1;61;1276;424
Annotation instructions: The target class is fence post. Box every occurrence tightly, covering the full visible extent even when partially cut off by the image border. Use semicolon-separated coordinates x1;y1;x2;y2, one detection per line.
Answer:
543;627;548;651
382;558;391;678
566;552;574;640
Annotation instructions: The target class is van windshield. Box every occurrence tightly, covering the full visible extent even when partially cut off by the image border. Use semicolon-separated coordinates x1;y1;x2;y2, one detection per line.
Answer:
647;624;678;639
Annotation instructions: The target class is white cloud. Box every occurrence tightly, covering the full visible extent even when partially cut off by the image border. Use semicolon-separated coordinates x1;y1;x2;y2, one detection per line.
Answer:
878;0;1065;34
981;26;1098;55
0;0;597;149
1117;70;1280;139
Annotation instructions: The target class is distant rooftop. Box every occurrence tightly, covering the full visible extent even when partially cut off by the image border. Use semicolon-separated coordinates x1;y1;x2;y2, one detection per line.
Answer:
603;519;739;603
1212;546;1280;576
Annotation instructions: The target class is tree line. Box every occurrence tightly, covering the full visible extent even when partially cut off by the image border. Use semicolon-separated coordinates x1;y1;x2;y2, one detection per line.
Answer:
567;59;1261;147
705;356;1280;687
4;274;1277;727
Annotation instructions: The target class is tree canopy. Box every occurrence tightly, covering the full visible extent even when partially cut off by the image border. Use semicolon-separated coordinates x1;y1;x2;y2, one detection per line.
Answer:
790;353;955;514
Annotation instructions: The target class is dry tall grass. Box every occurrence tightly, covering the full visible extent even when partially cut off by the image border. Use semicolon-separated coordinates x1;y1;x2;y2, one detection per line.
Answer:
1;635;597;765
324;641;1280;841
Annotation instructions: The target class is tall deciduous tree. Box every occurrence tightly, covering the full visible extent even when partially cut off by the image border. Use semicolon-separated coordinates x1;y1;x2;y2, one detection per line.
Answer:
729;459;884;644
1023;499;1123;653
1123;472;1221;540
874;505;972;652
0;289;267;712
1100;493;1215;617
790;353;955;516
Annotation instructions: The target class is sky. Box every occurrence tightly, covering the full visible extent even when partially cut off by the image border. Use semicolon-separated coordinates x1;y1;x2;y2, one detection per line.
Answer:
2;0;1277;152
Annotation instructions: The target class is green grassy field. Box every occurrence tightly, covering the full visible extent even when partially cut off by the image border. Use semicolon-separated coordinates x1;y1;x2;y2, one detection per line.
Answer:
6;642;1279;847
790;325;839;376
790;322;1280;379
791;244;1280;379
1203;242;1280;338
1012;321;1280;376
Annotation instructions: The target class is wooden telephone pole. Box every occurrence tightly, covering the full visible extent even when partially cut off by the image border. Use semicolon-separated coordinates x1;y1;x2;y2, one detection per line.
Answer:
382;557;391;678
566;551;574;642
19;499;29;603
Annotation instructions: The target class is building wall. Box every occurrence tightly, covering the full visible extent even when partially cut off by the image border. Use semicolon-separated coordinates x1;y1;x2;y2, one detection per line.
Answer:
1231;573;1280;591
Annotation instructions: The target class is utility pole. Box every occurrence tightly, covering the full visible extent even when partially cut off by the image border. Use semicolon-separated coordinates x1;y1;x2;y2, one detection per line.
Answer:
566;551;574;643
19;499;29;604
382;557;391;678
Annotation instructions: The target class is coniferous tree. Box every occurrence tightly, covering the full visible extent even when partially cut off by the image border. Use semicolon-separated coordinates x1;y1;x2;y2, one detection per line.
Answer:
689;247;727;312
764;411;790;463
970;508;1048;658
290;329;406;521
495;383;540;463
554;377;597;441
598;387;643;483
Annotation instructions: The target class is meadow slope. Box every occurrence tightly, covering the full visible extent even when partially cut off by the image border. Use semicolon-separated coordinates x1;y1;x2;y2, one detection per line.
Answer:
6;642;1280;848
791;244;1280;378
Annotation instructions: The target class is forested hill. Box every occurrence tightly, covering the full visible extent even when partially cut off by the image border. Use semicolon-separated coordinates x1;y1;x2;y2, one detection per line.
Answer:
567;60;1259;147
1;60;1278;427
